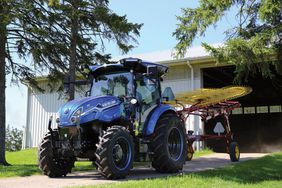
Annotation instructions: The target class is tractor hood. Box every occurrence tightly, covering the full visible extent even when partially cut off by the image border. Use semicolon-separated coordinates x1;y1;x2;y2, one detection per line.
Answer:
58;95;124;127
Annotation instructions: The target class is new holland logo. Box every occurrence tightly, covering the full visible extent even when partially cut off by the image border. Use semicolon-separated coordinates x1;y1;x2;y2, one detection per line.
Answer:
64;108;70;114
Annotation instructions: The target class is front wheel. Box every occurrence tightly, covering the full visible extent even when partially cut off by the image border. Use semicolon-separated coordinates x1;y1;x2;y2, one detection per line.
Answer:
95;126;133;179
150;114;187;173
38;130;74;177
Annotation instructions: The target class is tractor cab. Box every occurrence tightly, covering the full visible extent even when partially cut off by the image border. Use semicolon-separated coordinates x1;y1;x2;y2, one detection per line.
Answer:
89;58;167;101
85;58;169;133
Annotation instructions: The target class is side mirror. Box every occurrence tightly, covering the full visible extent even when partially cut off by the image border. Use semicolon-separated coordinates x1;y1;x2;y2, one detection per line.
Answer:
147;66;158;78
63;74;70;94
162;87;175;101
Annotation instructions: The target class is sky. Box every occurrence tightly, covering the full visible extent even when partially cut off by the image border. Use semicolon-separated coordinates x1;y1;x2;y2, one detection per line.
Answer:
6;0;238;129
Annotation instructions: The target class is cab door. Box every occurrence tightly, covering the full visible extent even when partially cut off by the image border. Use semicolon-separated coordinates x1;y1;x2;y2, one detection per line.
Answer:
135;75;161;133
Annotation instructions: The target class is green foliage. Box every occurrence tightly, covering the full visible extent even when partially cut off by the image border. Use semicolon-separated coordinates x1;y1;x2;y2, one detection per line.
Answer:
48;0;59;6
5;125;23;152
43;0;142;70
1;0;142;88
193;147;213;158
174;0;282;82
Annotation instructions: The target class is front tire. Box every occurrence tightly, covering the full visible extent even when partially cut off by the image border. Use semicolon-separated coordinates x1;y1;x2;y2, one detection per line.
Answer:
38;130;74;177
95;126;134;179
150;114;187;173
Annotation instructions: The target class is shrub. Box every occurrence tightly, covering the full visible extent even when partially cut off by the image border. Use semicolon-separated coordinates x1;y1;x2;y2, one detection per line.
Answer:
5;125;23;151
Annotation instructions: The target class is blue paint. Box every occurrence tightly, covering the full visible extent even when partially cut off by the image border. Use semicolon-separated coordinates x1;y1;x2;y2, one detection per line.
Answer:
142;104;177;136
58;95;122;127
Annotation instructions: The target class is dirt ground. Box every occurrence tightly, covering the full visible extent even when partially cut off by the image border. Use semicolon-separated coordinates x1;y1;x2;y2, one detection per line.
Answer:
0;153;267;188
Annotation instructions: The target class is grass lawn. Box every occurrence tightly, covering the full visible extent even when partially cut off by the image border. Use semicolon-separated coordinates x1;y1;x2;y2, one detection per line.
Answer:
0;148;213;178
74;152;282;188
192;148;213;159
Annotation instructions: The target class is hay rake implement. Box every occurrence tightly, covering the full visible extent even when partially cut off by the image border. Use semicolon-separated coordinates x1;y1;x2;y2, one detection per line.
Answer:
165;86;252;161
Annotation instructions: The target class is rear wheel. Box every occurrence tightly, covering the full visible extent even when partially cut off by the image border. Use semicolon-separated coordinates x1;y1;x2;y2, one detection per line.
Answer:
38;130;74;177
95;126;133;179
229;142;240;162
150;114;187;173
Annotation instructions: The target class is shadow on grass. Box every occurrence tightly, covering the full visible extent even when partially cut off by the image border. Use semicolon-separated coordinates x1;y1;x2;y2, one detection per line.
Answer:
194;153;282;184
0;164;40;177
73;164;96;172
0;164;99;178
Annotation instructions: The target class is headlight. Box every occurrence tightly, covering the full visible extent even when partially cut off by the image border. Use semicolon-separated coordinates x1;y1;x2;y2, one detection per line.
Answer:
70;107;83;123
100;99;117;108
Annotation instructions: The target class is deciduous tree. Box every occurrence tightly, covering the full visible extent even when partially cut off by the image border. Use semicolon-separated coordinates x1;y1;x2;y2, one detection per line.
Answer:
174;0;282;82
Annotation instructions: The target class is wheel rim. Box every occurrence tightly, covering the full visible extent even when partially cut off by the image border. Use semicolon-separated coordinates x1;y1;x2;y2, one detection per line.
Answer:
112;137;131;170
235;145;240;159
168;127;183;161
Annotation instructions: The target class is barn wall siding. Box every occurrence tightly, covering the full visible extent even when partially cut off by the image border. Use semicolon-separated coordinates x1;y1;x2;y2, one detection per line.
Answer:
24;87;65;148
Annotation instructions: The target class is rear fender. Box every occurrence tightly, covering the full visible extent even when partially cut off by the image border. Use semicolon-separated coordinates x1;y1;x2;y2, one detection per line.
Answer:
142;104;177;136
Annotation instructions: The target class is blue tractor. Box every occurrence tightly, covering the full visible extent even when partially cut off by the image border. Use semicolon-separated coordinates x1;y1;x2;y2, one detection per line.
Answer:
38;58;187;179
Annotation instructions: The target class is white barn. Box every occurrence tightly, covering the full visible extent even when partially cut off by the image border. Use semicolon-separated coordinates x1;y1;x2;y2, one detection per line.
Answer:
23;46;282;153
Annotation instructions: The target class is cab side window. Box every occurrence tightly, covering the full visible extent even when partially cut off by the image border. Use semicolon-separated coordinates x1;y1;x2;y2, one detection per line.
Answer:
136;76;160;110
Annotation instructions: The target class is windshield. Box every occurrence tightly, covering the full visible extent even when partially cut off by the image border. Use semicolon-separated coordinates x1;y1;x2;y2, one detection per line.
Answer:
91;72;133;97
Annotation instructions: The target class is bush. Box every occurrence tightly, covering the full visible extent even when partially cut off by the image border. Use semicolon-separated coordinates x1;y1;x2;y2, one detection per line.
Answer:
5;125;23;151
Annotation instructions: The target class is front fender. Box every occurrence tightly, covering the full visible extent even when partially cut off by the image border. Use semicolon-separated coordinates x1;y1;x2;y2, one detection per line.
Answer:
142;104;177;136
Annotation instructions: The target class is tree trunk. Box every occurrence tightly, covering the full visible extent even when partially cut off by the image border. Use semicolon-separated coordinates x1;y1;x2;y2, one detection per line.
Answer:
68;2;78;101
0;3;9;165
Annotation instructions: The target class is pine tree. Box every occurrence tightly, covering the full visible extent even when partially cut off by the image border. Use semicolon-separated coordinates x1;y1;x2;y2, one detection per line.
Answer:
44;0;143;100
174;0;282;82
0;0;142;165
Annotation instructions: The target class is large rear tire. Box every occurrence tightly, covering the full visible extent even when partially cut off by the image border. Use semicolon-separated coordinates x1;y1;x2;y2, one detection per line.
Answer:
95;126;134;179
38;130;74;177
150;114;187;173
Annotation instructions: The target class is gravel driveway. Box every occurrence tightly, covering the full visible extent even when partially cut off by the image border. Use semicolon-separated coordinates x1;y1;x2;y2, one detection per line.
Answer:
0;153;267;188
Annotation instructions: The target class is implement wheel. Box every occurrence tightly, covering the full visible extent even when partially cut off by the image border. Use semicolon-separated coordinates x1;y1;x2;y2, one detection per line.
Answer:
229;142;240;162
95;126;133;179
38;130;74;177
186;145;194;161
150;114;187;173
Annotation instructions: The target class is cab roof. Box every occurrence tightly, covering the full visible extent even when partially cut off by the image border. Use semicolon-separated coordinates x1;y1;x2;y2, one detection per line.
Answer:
89;58;168;77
